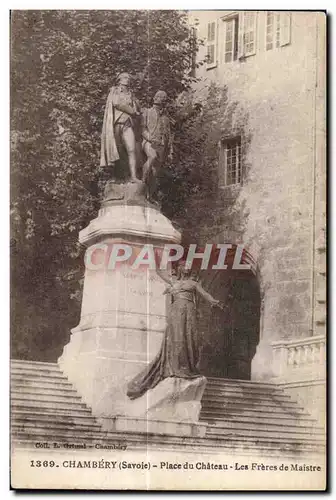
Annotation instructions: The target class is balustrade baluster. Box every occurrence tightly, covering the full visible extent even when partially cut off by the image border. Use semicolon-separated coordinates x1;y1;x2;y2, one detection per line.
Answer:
288;347;295;366
303;344;309;365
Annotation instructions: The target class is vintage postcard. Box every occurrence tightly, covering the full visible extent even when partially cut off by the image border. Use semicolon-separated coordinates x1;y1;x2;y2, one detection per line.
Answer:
10;10;326;491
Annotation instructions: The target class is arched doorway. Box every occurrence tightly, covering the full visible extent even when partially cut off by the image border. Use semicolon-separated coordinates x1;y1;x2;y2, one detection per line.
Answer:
197;269;261;380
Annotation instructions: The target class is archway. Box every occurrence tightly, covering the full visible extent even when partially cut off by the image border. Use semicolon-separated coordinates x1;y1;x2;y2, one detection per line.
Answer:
197;268;261;380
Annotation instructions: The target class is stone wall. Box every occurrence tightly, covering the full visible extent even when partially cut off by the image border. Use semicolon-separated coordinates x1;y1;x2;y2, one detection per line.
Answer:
185;11;326;367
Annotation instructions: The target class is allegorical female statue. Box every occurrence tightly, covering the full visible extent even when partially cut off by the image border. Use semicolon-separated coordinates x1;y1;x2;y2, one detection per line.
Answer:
127;263;225;400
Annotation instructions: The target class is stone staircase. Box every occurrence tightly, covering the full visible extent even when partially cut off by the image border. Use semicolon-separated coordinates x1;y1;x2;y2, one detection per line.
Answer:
11;360;325;455
199;378;325;448
11;360;103;448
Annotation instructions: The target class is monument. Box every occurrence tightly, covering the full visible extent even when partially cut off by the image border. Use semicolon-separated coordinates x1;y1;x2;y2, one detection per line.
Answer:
58;77;222;437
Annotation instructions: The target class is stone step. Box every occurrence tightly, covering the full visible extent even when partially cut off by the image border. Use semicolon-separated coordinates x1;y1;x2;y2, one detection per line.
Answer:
200;406;309;420
206;427;325;445
202;392;295;405
200;399;306;414
199;412;318;428
11;376;74;390
11;391;83;404
203;386;292;400
11;411;98;427
11;399;90;412
11;427;122;443
11;361;62;374
203;433;326;449
12;421;102;434
205;420;325;437
205;427;325;444
204;385;285;397
11;369;68;381
12;406;93;418
201;401;303;414
11;385;79;397
12;430;100;445
206;377;280;390
11;360;61;369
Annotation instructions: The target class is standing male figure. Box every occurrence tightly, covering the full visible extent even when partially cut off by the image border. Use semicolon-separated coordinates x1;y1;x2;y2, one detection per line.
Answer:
141;90;173;200
100;72;141;183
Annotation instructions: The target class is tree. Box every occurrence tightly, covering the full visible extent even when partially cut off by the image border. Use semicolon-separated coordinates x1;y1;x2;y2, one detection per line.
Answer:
10;10;201;360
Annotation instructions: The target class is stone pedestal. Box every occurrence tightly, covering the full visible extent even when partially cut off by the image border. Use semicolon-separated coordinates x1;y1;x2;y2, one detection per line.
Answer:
59;183;188;421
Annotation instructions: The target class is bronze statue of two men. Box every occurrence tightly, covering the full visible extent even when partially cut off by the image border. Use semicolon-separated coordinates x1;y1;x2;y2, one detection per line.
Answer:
100;72;172;204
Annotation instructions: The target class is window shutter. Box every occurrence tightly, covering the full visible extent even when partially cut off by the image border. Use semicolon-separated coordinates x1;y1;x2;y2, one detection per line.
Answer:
218;141;225;186
208;21;216;42
206;20;217;68
244;12;257;56
238;12;245;59
190;27;197;77
265;12;273;51
280;12;291;46
252;12;257;55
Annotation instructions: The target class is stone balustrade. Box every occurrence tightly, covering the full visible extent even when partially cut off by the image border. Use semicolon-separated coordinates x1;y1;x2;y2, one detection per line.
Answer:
271;335;326;380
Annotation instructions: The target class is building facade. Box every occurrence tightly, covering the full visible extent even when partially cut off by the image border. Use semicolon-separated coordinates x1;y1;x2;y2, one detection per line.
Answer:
186;11;326;419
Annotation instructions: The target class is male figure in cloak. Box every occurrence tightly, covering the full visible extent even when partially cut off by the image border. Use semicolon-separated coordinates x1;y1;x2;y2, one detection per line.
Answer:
100;72;141;183
141;90;173;201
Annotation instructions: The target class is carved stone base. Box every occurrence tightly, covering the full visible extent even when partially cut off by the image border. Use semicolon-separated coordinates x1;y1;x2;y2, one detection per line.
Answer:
102;180;158;208
124;376;207;423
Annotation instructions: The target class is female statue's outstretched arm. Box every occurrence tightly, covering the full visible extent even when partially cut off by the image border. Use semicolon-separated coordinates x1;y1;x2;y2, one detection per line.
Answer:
195;282;225;309
156;266;174;286
154;250;174;286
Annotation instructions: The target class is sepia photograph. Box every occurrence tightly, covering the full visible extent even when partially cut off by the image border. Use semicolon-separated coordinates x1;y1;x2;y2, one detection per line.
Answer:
10;9;326;491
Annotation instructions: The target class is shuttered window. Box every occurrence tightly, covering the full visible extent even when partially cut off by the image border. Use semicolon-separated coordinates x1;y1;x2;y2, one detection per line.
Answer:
237;12;257;59
266;12;291;50
222;12;257;64
242;12;257;56
224;16;239;63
